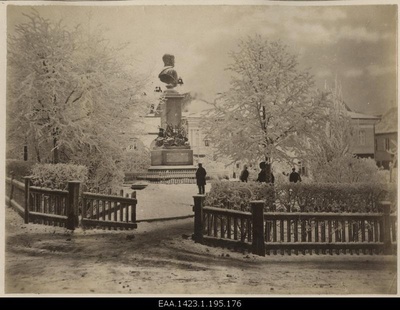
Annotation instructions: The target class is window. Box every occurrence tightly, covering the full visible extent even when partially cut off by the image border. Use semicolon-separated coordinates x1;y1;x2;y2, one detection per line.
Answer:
375;139;378;151
358;130;366;145
236;163;240;169
204;139;210;147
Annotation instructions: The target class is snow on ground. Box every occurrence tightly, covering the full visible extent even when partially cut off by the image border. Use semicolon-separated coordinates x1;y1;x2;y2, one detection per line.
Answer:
126;184;197;221
4;183;398;295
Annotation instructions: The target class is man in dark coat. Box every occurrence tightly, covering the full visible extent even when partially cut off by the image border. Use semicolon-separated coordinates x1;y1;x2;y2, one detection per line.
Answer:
257;168;267;183
257;168;274;184
196;163;207;194
240;166;249;182
289;168;302;183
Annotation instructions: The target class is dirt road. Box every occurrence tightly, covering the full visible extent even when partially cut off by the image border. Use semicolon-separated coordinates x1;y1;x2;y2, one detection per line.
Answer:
4;206;397;296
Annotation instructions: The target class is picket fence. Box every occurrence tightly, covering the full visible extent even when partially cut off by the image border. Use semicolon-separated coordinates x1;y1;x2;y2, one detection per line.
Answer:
5;176;137;230
193;196;397;256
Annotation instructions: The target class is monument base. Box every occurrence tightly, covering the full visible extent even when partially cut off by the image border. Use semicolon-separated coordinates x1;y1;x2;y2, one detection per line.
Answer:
151;148;194;166
137;164;197;184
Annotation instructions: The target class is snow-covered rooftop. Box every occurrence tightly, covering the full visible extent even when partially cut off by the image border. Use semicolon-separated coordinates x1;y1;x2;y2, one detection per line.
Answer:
375;107;398;134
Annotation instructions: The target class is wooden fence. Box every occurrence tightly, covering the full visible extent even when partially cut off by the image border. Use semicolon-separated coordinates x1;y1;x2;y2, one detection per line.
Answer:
28;183;74;228
193;196;397;256
5;175;26;218
81;189;137;230
5;177;137;231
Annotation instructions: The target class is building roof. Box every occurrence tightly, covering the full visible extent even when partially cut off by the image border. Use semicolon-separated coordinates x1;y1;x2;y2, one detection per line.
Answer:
375;107;398;134
347;111;381;120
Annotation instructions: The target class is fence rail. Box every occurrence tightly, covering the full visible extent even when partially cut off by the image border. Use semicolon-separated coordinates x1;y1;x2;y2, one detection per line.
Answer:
81;189;137;230
5;177;138;231
262;212;397;255
5;176;25;217
193;196;397;256
202;206;252;243
29;186;69;227
25;179;79;228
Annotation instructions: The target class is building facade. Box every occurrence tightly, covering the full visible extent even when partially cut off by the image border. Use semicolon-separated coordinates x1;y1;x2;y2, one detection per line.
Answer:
374;107;397;170
348;111;380;158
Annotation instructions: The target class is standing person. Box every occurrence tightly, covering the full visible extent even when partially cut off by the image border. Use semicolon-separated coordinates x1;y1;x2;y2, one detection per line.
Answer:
257;167;267;183
257;168;275;184
289;168;302;183
195;163;207;194
257;161;275;184
240;165;249;182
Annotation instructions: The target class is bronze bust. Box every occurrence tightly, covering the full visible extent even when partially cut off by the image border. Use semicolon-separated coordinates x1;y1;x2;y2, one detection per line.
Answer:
158;54;183;89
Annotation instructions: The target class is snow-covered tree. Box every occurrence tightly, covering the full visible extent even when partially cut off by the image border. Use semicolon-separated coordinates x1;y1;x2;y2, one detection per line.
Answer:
313;154;382;183
305;81;387;184
7;11;151;189
204;36;328;182
305;80;354;177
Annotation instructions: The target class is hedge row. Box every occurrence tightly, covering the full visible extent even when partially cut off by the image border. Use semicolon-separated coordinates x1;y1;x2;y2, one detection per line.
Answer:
30;163;88;190
6;161;90;191
6;160;35;181
204;181;397;213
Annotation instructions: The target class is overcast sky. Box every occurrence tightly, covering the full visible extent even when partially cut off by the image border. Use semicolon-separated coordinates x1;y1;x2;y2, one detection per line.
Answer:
7;3;398;115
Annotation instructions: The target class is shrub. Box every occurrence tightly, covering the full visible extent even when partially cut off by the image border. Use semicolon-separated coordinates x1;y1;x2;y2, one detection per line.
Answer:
6;159;35;181
275;183;396;213
30;163;88;190
205;181;397;213
312;154;384;184
204;181;276;212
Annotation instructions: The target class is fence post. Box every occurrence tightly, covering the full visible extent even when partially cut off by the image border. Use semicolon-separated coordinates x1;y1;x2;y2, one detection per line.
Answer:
131;191;137;222
251;200;266;256
193;195;205;243
23;176;31;224
67;181;81;230
380;201;392;255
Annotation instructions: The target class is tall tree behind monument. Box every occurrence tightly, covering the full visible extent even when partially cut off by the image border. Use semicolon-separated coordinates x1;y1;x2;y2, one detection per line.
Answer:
203;36;329;181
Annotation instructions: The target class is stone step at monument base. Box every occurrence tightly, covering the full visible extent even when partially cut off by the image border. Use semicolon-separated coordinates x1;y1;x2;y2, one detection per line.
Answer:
138;166;197;184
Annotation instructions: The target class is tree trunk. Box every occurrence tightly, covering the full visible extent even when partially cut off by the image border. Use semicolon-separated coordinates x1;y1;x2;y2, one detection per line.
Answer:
53;137;59;164
265;162;271;183
23;145;28;161
35;144;41;163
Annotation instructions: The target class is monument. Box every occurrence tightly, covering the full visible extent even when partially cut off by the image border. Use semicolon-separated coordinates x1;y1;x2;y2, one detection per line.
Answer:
150;54;194;167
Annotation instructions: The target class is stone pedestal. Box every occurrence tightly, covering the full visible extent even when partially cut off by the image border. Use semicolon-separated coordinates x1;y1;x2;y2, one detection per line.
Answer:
147;90;194;182
151;149;193;166
160;90;185;128
151;89;193;167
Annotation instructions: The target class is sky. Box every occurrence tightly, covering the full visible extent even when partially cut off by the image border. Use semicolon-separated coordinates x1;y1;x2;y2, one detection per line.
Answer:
6;2;398;115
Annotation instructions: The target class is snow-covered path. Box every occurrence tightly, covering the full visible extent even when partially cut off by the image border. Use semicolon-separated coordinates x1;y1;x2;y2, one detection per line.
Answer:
4;206;397;295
